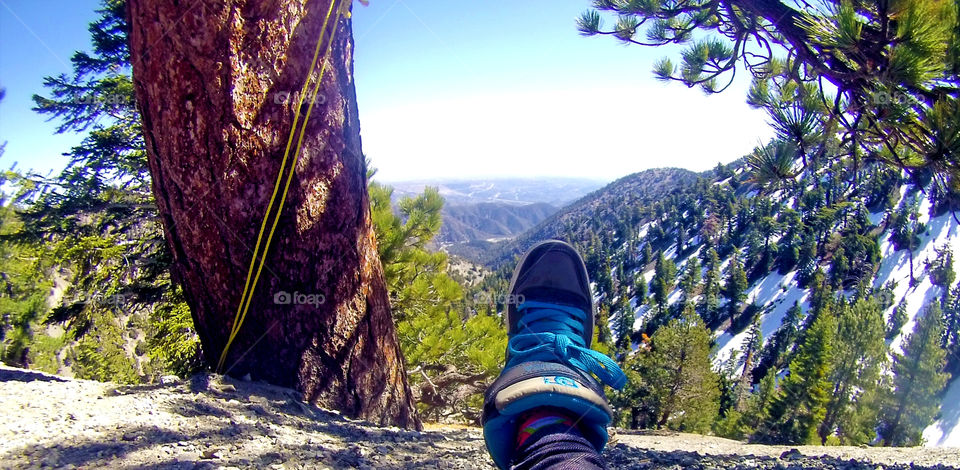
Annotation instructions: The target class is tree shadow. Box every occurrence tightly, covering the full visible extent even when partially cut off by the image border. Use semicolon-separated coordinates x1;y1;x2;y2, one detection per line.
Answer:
0;366;67;383
2;373;474;469
2;425;189;468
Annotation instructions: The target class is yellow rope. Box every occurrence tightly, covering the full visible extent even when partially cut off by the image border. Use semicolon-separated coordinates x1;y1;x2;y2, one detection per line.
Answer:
218;0;344;373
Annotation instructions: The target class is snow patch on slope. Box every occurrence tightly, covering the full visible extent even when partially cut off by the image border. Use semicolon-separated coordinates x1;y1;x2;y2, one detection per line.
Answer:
923;377;960;447
713;271;808;366
869;210;960;447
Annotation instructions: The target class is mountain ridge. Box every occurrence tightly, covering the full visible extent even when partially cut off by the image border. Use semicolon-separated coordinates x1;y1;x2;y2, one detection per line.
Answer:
478;167;704;266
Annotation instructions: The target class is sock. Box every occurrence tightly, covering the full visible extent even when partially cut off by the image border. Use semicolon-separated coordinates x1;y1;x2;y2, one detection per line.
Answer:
515;409;576;448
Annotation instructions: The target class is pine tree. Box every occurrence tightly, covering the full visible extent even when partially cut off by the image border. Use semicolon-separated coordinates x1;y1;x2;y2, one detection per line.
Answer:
700;248;722;324
829;246;849;289
8;0;199;379
579;0;960;195
796;232;819;287
634;272;648;303
760;308;836;444
943;283;960;375
879;302;951;446
724;248;749;324
370;183;444;320
928;244;956;290
818;297;888;444
642;306;720;432
642;243;654;267
744;371;778;434
753;300;804;384
777;231;801;274
613;350;653;429
596;305;614;347
678;257;701;313
651;251;677;314
128;0;418;426
370;180;506;421
614;294;635;352
887;298;910;341
736;318;763;412
807;268;834;324
891;196;924;286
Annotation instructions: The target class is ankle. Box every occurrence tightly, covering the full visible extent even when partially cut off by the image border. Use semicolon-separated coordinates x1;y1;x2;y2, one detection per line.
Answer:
516;408;580;448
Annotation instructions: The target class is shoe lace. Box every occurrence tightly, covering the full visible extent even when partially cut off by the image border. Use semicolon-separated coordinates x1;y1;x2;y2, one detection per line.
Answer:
506;300;626;390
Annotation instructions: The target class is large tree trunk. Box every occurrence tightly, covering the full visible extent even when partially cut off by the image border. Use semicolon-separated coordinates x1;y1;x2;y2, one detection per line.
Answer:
127;0;419;428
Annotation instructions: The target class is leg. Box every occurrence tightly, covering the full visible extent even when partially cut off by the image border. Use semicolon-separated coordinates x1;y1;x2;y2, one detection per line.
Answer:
481;240;624;470
511;409;605;470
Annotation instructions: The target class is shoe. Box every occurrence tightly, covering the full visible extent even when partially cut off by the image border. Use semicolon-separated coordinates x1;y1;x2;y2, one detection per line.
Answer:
482;240;626;469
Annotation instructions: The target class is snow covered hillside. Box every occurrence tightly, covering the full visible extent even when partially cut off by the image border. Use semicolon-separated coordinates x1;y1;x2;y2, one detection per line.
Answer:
570;166;960;447
701;207;959;447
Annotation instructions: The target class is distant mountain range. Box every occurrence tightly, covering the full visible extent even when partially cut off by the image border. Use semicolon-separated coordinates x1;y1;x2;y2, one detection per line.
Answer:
384;178;607;259
387;178;606;207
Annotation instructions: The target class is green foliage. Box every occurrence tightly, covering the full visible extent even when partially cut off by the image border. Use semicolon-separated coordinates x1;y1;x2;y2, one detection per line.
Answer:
651;251;676;314
614;294;634;352
818;297;888;445
369;179;506;421
879;302;951;446
0;0;199;383
678;256;701;312
928;244;956;289
747;140;798;193
760;308;836;444
753;300;804;387
596;304;614;347
147;288;201;378
699;248;722;324
943;283;960;375
631;307;720;432
887;298;910;341
581;0;960;203
69;310;138;384
724;248;748;319
714;408;750;440
0;237;53;366
735;318;763;411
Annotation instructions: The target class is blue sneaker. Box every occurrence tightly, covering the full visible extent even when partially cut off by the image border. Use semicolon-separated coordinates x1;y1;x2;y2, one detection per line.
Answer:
482;240;626;469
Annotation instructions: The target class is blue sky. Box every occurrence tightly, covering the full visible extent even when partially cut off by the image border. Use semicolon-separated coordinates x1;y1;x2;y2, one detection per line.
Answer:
0;0;773;182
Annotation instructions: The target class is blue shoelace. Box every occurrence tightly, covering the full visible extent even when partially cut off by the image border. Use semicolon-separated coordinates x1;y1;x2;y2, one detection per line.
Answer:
506;300;627;390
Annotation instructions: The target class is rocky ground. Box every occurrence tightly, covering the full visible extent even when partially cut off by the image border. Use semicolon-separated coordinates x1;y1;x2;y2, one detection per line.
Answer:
1;365;958;470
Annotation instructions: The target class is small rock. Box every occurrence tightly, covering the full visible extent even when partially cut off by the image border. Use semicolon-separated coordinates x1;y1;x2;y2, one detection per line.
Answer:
159;375;181;385
200;449;219;460
780;449;803;461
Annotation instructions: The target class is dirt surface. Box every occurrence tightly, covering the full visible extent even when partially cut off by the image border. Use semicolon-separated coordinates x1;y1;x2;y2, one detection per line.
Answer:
1;365;957;469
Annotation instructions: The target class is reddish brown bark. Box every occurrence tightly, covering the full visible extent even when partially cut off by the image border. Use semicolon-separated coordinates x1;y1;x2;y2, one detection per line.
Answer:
127;0;419;428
